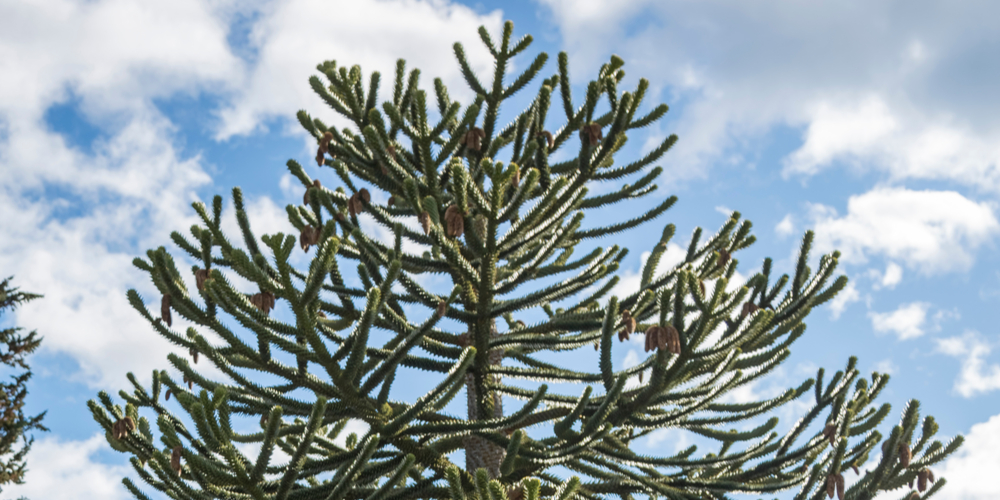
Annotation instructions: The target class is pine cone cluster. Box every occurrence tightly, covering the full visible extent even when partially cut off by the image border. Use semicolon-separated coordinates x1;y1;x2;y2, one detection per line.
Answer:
462;127;486;151
348;188;370;217
111;416;135;440
618;309;636;341
315;131;333;166
644;324;680;353
250;291;276;315
741;301;759;319
917;467;935;492
825;472;845;499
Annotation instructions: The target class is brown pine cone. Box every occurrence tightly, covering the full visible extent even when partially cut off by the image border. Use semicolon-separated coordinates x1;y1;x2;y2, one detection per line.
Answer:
665;325;681;354
444;205;464;238
899;443;912;467
918;468;929;492
718;249;731;267
161;294;172;327
250;291;276;315
621;309;636;335
171;445;183;474
112;420;124;440
194;268;210;292
418;211;431;235
823;423;837;446
348;188;371;217
644;325;664;352
316;131;333;165
618;329;629;342
580;122;603;144
189;347;198;364
304;179;322;205
741;301;759;319
436;301;447;319
463;127;486;151
826;473;836;498
644;325;680;353
836;472;845;500
538;130;554;149
299;225;321;252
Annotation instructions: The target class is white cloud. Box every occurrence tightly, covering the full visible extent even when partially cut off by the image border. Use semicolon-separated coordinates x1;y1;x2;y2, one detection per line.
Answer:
213;0;503;141
0;113;214;389
869;302;931;341
2;434;132;500
775;214;794;238
540;1;1000;193
0;0;243;124
930;412;1000;499
827;278;860;320
879;262;903;290
807;187;999;276
936;330;1000;398
783;96;897;177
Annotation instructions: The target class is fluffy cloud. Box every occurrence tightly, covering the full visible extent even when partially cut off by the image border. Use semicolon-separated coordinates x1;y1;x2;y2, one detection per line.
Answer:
869;302;931;341
0;112;213;389
929;412;1000;499
2;434;132;500
936;330;1000;398
875;262;903;290
213;0;503;141
540;0;1000;192
0;0;243;124
807;187;999;276
775;214;794;238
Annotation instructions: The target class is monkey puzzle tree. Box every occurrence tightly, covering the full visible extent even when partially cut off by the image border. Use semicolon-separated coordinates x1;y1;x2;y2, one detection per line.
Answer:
0;276;47;495
90;21;962;500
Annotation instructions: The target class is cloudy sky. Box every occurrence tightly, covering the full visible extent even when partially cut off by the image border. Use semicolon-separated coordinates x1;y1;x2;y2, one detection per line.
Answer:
1;0;999;498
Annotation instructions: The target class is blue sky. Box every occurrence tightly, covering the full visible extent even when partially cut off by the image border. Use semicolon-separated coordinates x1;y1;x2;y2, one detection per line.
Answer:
2;0;999;498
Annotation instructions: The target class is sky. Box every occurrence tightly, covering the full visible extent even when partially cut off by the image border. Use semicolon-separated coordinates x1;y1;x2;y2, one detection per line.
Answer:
1;0;999;498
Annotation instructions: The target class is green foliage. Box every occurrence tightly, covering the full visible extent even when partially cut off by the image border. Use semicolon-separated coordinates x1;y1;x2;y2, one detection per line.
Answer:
0;276;48;495
91;21;962;500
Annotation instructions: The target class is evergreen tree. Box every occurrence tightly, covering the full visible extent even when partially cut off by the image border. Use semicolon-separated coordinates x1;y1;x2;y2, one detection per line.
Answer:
0;276;47;493
90;21;963;500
